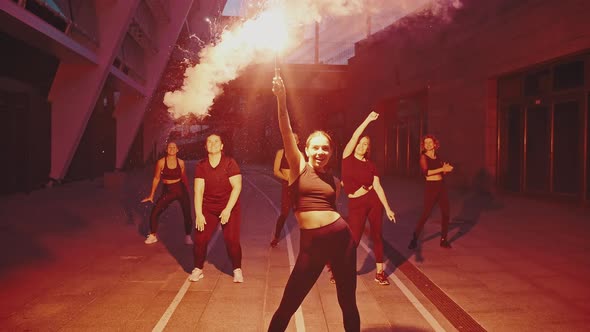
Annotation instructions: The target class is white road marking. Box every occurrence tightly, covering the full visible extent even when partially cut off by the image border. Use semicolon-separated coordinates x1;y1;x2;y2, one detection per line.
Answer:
153;228;221;332
358;239;446;332
244;175;305;332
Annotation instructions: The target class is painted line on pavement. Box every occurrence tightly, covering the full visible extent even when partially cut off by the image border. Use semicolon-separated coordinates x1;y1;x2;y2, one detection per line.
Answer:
153;227;222;332
244;175;305;332
358;239;446;332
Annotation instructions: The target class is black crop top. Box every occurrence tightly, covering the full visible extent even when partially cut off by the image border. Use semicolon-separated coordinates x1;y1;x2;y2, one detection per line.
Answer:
289;164;337;212
161;157;182;181
279;150;290;169
420;153;444;178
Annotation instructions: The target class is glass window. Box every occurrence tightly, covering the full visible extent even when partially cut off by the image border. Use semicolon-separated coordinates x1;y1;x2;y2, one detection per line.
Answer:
524;69;551;96
553;61;584;90
553;101;580;194
525;106;550;192
498;75;521;99
501;105;523;192
587;93;590;200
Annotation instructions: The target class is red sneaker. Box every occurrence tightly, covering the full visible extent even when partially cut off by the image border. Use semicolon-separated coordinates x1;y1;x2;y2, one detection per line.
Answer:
270;238;279;248
375;271;390;285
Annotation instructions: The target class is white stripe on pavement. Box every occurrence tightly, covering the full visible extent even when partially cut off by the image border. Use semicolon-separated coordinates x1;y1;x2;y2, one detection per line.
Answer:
358;240;446;332
244;175;305;332
153;228;222;332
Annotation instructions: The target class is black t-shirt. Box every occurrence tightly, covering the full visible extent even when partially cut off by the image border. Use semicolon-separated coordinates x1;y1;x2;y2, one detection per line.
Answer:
420;153;444;177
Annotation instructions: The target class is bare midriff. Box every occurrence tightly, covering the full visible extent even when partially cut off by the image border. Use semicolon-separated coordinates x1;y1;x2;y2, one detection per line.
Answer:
425;174;443;181
295;210;341;229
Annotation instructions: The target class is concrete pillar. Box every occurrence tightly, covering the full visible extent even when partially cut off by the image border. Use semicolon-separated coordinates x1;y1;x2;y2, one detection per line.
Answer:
114;0;194;169
48;1;140;180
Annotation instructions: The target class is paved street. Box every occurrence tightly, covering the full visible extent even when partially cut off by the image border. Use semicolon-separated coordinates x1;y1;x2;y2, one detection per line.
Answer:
0;163;588;331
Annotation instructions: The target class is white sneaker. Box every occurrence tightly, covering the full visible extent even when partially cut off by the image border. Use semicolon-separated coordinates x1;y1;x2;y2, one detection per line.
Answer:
233;268;244;283
188;268;204;282
144;234;158;244
184;235;194;245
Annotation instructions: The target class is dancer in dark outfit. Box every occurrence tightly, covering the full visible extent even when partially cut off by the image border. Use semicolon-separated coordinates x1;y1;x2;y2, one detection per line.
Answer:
142;142;193;245
268;75;360;332
341;111;396;285
408;134;454;249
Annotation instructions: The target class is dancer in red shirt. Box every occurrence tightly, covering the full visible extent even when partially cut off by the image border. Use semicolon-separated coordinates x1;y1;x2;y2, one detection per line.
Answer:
188;134;244;283
341;112;396;285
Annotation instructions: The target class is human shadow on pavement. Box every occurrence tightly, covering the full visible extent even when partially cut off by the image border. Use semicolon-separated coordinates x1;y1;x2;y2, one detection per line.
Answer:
356;202;426;273
423;168;503;246
156;217;195;273
362;327;430;332
0;202;89;274
119;166;154;235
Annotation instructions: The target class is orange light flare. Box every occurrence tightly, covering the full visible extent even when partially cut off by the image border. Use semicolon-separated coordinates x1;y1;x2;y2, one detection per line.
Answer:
242;7;290;78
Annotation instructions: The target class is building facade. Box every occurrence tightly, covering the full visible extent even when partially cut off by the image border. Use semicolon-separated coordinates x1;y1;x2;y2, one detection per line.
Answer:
346;0;590;203
0;0;225;194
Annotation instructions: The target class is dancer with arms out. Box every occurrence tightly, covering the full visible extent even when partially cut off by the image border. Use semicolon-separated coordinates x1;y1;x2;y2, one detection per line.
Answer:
341;111;396;285
268;75;360;331
142;142;193;245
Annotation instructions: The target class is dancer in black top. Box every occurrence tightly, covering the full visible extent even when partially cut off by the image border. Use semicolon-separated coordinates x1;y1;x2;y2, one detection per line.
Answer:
408;134;454;249
268;75;359;332
142;142;193;245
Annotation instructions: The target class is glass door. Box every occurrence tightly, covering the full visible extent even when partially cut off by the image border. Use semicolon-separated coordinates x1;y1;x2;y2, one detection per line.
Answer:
552;99;582;194
499;104;523;192
524;105;550;193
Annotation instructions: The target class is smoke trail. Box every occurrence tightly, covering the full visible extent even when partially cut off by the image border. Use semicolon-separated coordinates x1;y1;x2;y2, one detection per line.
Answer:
163;0;462;118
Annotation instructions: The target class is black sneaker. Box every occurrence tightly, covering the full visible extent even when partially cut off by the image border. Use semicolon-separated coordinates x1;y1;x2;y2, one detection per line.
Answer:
408;238;417;250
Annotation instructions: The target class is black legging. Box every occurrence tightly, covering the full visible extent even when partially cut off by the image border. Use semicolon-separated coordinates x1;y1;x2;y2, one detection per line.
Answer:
273;181;292;239
414;180;450;239
268;218;360;332
149;182;193;235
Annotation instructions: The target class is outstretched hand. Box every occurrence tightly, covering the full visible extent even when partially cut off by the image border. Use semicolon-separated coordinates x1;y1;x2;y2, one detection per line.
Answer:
272;75;286;100
141;196;154;203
